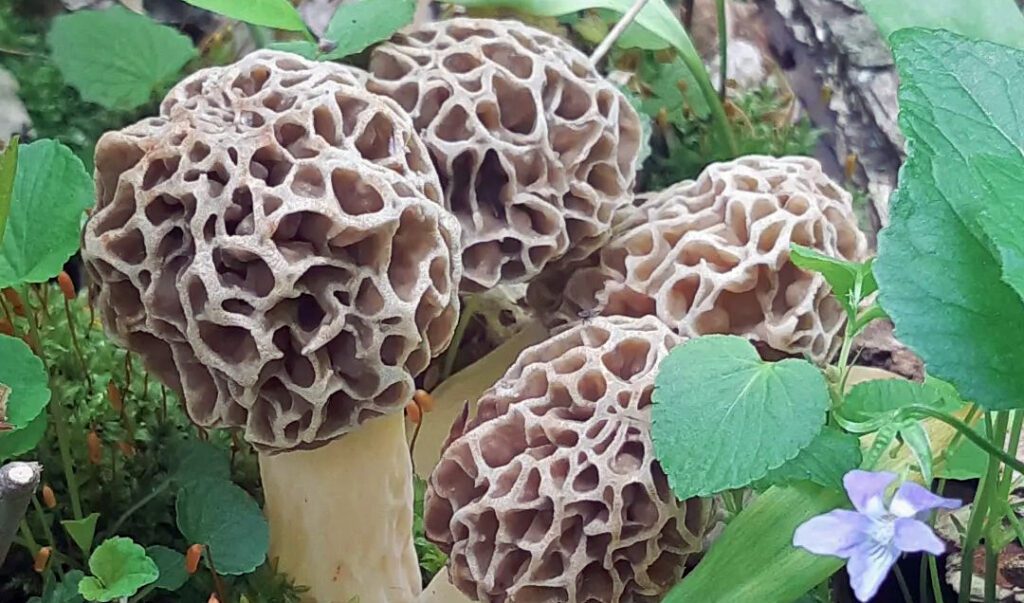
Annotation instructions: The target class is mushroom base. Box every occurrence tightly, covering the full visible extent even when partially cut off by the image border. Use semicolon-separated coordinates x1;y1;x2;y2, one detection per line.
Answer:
260;412;420;603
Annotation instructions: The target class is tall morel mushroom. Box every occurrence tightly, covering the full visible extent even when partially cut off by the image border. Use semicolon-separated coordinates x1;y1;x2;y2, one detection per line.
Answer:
368;18;643;291
425;316;710;602
528;156;868;361
81;50;461;603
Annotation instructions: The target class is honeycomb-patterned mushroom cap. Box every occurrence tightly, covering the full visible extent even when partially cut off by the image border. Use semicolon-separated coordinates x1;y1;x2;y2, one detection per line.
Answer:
527;156;868;362
82;50;462;451
368;18;642;292
425;316;709;602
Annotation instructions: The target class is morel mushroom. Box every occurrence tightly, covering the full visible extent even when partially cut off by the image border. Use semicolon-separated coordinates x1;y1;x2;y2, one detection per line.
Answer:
368;18;642;292
425;316;710;602
82;51;461;603
528;156;868;361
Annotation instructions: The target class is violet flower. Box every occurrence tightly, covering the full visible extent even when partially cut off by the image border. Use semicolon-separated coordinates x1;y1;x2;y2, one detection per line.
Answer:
793;470;961;601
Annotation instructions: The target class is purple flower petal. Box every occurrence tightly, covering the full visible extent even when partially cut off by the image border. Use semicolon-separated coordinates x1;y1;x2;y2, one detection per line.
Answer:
889;482;962;518
847;541;900;602
844;470;896;518
893;517;946;555
794;510;872;557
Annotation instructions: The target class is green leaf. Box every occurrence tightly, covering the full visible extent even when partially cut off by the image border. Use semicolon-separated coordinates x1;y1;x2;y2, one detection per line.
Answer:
146;546;189;592
652;335;830;498
939;419;988;480
756;427;861;491
453;0;703;61
321;0;415;60
267;40;320;60
39;570;85;603
0;335;49;428
181;0;308;31
0;412;47;460
78;537;159;602
859;0;1024;50
662;482;846;602
0;139;93;288
0;137;18;245
168;439;231;485
61;513;101;556
790;243;876;315
840;379;962;423
176;478;269;575
874;29;1024;411
972;155;1024;302
48;7;197;110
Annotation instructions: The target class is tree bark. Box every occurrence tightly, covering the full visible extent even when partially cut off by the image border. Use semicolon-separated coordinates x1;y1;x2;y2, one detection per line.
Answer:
0;462;41;565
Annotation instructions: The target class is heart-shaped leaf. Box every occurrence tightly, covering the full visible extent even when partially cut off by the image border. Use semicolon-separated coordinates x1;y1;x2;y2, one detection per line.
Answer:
0;140;93;288
175;478;269;575
146;545;188;592
0;412;47;460
181;0;307;31
875;30;1024;410
0;335;50;428
652;335;830;498
78;537;158;602
48;7;197;110
321;0;415;60
755;426;861;491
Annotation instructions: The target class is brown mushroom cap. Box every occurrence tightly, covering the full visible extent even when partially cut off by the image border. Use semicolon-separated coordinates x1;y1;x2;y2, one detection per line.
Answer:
528;155;868;361
367;18;642;292
424;316;709;603
82;50;461;451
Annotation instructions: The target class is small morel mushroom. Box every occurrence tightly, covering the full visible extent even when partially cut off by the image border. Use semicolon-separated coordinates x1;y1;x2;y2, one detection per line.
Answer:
368;18;642;291
528;156;868;361
425;316;710;602
81;50;462;603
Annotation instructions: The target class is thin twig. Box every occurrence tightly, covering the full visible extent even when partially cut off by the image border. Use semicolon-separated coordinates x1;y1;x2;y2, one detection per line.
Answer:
590;0;652;66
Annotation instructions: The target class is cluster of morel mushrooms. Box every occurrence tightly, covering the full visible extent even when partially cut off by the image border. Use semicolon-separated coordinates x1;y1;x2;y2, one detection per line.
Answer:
80;16;867;603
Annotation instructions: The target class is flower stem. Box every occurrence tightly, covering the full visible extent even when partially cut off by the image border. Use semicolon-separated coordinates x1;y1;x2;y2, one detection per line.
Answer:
20;285;83;521
958;412;1008;603
984;542;998;603
590;0;651;65
63;296;92;391
893;564;914;603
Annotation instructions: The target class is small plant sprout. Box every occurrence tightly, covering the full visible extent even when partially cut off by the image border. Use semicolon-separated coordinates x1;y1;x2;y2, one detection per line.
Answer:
793;470;962;601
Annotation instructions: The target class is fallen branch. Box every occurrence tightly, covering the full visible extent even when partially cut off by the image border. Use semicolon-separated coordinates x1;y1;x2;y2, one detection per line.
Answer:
590;0;652;65
0;462;41;565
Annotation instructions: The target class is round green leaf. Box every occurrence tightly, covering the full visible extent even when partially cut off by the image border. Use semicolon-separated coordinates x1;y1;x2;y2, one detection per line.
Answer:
168;439;231;485
0;140;93;288
176;479;269;575
78;537;159;602
0;334;50;428
0;412;47;461
48;7;197;110
652;335;830;498
146;546;189;592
